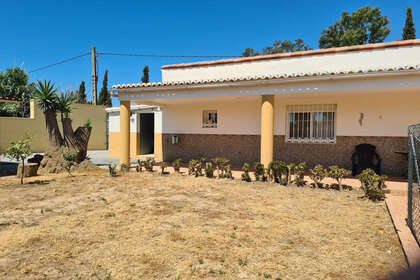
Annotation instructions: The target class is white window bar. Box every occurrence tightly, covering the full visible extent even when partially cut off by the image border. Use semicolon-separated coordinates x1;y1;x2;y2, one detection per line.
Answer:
286;104;337;143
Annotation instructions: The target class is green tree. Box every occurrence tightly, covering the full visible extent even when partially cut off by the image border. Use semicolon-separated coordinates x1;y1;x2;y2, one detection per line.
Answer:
5;135;32;184
76;81;87;104
403;7;416;40
98;70;112;107
241;39;311;57
0;67;34;117
141;65;149;83
319;6;390;48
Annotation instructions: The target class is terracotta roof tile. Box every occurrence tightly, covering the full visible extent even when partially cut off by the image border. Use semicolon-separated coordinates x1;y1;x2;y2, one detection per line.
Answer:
112;64;420;90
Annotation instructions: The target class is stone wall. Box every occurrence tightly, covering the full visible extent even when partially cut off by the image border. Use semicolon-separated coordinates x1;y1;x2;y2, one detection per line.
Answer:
162;134;407;175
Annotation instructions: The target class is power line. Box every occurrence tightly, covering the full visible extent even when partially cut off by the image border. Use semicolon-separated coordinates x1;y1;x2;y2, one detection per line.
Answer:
27;50;239;74
28;52;91;73
97;52;238;58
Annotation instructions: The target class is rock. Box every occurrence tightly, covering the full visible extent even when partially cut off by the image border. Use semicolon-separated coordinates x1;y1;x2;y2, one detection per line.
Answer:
16;163;38;178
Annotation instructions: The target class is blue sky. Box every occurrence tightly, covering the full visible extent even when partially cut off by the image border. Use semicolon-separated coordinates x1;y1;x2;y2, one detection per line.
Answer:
1;0;419;105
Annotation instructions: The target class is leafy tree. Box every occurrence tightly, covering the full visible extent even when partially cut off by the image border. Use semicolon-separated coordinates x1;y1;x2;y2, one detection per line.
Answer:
141;65;149;83
241;39;311;57
319;6;390;48
403;7;416;40
98;70;112;107
76;81;87;104
4;135;32;184
0;67;34;117
242;48;260;57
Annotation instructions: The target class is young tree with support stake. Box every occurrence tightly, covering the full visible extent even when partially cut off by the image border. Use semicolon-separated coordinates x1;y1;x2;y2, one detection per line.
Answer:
5;135;32;184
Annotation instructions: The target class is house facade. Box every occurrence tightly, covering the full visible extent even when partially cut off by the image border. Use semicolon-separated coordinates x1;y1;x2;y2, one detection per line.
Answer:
110;40;420;175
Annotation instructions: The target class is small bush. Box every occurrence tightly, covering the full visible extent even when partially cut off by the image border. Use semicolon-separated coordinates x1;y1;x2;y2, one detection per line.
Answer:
285;163;295;186
222;164;234;179
357;168;389;201
172;158;182;172
108;164;117;177
268;161;287;184
144;158;155;172
205;161;214;178
120;163;129;173
136;159;143;172
62;152;77;175
328;165;351;190
84;118;92;127
309;164;327;188
160;162;168;174
188;159;203;177
213;157;230;178
294;162;306;186
253;162;266;181
241;163;251;182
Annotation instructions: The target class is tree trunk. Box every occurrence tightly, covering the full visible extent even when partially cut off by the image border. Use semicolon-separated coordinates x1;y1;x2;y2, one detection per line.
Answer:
21;158;24;185
62;118;92;163
44;110;63;146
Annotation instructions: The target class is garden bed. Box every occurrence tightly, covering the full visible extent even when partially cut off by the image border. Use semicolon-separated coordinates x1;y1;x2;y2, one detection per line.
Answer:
0;170;406;279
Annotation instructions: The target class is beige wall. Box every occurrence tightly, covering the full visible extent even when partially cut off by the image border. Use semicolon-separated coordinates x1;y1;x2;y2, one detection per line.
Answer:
161;90;420;137
0;101;106;153
162;45;420;82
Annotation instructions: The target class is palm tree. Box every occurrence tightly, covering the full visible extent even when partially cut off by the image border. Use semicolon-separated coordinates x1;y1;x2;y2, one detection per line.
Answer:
33;80;63;146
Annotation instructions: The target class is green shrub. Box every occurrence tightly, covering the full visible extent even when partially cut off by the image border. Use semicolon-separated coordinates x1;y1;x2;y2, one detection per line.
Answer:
222;164;234;179
268;160;287;184
160;162;168;174
253;162;266;181
294;162;306;186
357;168;389;201
241;163;251;182
62;152;77;175
120;163;129;173
285;163;295;186
84;118;92;127
213;157;230;178
328;165;351;190
309;164;327;188
108;164;117;177
172;158;182;172
144;157;155;172
136;159;143;172
188;159;202;177
4;135;32;184
205;161;214;178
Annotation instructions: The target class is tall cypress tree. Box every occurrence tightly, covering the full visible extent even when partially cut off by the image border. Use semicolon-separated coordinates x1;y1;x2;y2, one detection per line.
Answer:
98;70;112;106
403;7;416;40
76;81;87;104
141;65;149;83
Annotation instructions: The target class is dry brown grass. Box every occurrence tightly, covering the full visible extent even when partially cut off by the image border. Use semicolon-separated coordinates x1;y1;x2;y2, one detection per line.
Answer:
0;170;406;280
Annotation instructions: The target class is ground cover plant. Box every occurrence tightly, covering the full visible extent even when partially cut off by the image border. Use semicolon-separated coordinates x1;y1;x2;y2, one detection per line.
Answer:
0;169;405;279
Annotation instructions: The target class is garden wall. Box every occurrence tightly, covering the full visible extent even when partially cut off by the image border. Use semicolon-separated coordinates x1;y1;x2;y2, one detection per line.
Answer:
0;100;106;153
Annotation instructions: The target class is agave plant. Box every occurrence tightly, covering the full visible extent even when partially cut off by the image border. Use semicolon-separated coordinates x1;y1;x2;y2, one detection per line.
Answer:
33;80;58;112
56;91;75;119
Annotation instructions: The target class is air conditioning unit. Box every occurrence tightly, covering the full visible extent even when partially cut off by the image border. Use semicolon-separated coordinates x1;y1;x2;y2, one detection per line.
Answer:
171;135;179;144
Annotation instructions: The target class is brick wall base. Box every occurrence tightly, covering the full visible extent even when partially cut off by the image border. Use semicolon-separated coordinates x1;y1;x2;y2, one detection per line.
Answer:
162;134;407;175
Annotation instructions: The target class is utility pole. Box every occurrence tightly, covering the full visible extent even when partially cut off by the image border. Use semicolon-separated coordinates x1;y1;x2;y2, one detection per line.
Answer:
91;46;97;105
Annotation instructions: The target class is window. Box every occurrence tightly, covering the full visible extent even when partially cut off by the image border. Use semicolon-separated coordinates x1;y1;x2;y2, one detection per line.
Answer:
202;110;217;128
286;104;337;143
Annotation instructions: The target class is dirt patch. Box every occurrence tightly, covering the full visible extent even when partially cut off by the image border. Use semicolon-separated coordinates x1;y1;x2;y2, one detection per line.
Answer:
0;170;406;279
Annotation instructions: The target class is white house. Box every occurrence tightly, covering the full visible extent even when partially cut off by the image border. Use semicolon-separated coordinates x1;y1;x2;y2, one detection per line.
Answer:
110;39;420;175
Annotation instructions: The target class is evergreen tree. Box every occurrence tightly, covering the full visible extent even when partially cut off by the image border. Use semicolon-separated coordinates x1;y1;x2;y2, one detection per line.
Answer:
403;7;416;40
141;65;149;83
76;81;87;104
241;39;311;57
98;70;112;107
319;6;390;48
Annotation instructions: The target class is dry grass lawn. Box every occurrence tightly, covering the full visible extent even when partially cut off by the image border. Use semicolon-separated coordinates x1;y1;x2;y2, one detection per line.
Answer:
0;169;406;280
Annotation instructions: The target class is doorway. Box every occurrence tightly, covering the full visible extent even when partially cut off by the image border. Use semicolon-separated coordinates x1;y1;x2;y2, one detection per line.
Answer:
140;113;154;155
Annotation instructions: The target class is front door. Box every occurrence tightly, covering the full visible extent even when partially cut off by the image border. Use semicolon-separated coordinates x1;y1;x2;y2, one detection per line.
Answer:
140;113;155;155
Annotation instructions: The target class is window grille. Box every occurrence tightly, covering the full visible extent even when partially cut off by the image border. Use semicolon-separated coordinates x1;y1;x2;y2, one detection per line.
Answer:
286;104;337;143
202;110;217;128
